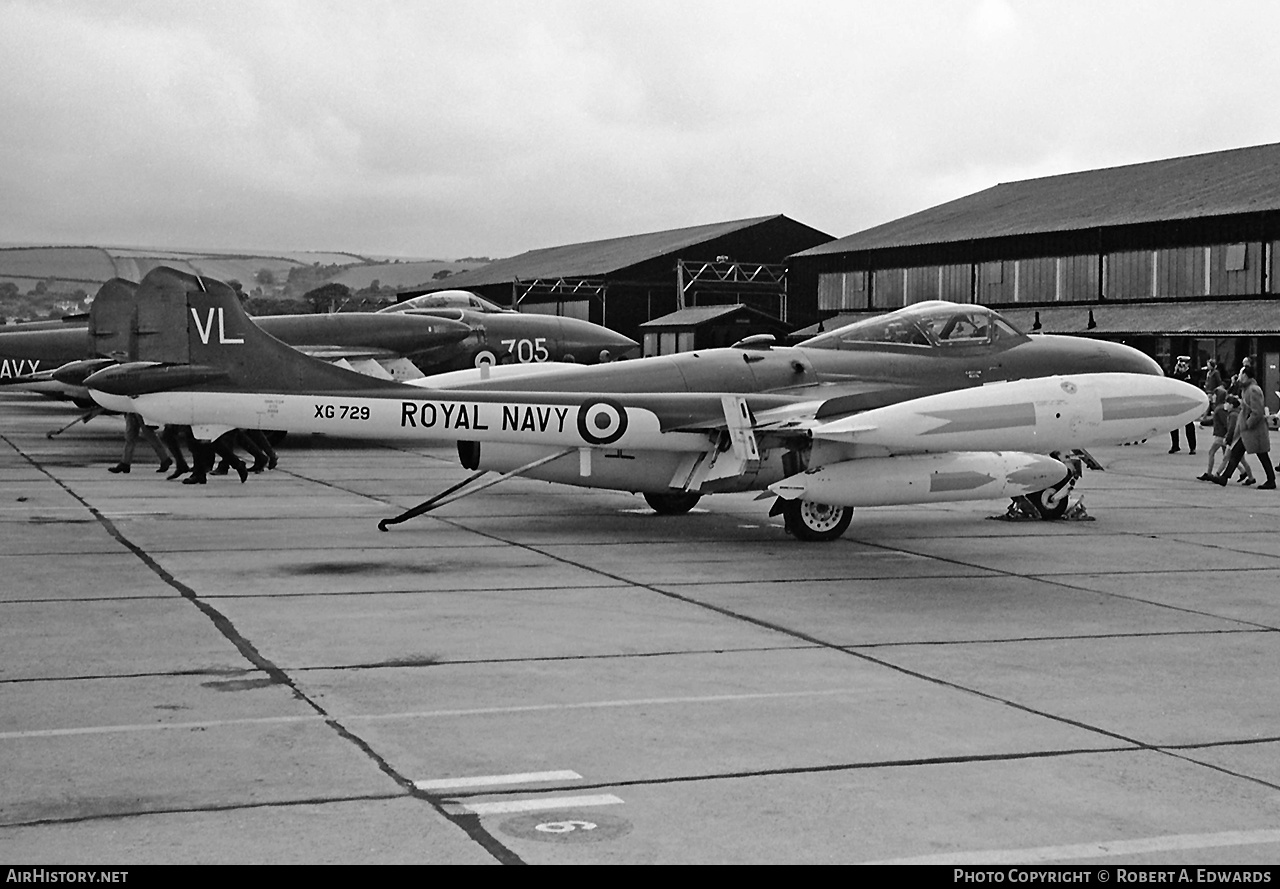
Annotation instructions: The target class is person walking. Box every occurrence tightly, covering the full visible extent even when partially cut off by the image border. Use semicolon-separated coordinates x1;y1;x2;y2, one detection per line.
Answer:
214;430;275;474
160;424;193;480
1198;388;1231;481
244;429;278;471
1200;359;1222;425
1168;356;1197;454
1212;365;1275;489
108;413;171;474
1203;358;1222;395
1217;394;1256;485
183;431;248;485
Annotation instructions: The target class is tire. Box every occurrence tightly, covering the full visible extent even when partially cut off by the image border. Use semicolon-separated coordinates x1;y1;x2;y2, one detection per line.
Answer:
643;491;703;515
457;440;481;471
781;498;853;541
1029;487;1069;520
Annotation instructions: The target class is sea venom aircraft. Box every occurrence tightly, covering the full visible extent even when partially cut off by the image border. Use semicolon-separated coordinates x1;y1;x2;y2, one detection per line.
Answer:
85;268;1207;540
1;276;636;402
377;290;641;369
0;277;471;404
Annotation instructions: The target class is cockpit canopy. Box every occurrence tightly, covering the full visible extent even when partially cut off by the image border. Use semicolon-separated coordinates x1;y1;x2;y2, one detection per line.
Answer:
800;301;1026;351
378;290;512;315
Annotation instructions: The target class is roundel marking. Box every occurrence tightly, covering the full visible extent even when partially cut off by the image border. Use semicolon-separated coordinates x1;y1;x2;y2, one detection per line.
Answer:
577;398;628;445
1060;380;1077;394
474;350;497;368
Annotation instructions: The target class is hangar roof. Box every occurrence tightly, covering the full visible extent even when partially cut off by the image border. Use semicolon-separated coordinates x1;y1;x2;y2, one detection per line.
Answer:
411;215;799;290
797;142;1280;256
640;304;786;329
640;305;746;328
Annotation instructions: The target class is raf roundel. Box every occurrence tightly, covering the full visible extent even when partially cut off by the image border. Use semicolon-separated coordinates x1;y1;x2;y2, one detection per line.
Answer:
577;398;629;445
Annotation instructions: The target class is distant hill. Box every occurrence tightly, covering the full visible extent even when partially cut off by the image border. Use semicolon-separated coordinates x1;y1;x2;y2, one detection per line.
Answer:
0;245;488;322
0;245;372;291
326;258;491;291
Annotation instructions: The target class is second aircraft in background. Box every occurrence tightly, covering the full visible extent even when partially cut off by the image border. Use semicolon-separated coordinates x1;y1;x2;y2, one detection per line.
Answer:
0;279;638;402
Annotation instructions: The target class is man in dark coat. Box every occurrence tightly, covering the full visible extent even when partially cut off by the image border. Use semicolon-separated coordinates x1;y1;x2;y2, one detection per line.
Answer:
1212;365;1274;489
1168;356;1197;454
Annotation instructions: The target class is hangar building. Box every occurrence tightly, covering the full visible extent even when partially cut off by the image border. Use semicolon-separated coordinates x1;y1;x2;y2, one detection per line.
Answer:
398;215;832;346
788;142;1280;413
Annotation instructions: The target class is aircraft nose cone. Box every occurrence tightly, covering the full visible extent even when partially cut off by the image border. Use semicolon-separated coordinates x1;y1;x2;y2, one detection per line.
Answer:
83;364;133;396
598;330;640;361
430;317;473;343
1101;340;1163;376
1045;336;1165;376
52;358;116;387
561;320;639;361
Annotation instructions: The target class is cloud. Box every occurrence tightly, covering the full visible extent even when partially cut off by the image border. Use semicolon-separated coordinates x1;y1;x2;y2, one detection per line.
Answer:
2;0;1280;257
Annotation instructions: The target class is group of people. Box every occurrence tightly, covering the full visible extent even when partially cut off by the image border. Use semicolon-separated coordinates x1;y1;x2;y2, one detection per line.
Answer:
108;414;277;485
1168;355;1275;490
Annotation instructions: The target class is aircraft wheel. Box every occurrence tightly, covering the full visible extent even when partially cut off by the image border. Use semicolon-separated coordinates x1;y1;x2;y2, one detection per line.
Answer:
1029;487;1069;520
643;491;702;515
781;498;852;541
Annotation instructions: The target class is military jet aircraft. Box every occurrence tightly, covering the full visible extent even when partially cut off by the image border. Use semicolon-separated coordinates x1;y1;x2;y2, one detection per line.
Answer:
0;277;472;402
378;290;640;369
0;322;87;399
85;268;1207;540
0;277;636;401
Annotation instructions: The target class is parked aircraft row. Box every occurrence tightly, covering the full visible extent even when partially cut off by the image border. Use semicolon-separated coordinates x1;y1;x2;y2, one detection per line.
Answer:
0;279;638;404
76;266;1207;540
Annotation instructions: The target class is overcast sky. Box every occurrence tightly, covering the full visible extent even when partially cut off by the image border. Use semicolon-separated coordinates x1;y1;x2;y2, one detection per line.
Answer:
2;0;1278;260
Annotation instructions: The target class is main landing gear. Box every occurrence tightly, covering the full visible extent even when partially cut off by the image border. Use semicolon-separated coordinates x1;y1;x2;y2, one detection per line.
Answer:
644;490;854;541
775;498;853;542
642;491;703;515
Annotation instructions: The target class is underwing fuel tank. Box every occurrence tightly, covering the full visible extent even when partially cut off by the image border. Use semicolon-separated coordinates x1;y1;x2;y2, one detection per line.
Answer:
85;361;230;396
51;358;117;387
769;451;1069;507
810;372;1208;453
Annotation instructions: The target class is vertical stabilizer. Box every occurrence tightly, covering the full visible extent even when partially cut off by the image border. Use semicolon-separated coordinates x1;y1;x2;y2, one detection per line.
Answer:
87;278;139;360
133;267;202;365
125;266;404;393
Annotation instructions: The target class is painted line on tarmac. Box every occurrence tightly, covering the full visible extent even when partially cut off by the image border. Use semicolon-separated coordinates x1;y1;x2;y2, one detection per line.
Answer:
353;687;861;721
866;827;1280;864
450;794;624;816
0;687;865;739
416;770;583;791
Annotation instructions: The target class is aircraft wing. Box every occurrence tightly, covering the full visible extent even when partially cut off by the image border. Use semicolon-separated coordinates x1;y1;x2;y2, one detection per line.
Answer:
0;366;99;404
293;345;402;362
288;346;428;382
415;361;603;389
659;378;954;435
0;368;57;387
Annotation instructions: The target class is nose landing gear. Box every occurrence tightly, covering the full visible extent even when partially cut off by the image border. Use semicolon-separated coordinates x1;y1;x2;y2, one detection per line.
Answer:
1011;450;1087;521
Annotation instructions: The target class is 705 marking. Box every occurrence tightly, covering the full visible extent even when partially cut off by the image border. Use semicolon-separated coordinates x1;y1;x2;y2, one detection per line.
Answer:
500;337;550;363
